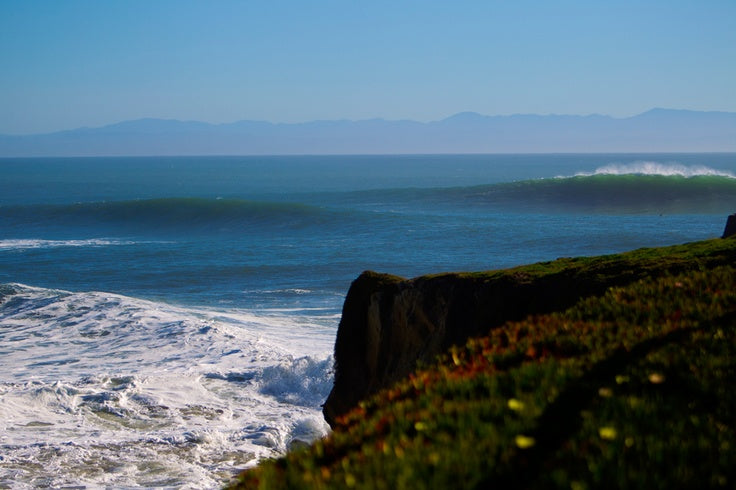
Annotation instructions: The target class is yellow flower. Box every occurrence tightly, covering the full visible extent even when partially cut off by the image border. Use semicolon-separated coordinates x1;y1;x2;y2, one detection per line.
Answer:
507;398;525;411
648;373;665;384
599;426;617;440
515;435;536;449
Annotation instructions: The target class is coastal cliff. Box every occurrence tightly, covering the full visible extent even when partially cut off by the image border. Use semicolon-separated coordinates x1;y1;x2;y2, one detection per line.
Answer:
323;238;736;426
233;236;736;489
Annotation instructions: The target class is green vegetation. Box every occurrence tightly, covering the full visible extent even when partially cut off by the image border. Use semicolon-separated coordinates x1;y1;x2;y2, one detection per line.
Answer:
231;238;736;489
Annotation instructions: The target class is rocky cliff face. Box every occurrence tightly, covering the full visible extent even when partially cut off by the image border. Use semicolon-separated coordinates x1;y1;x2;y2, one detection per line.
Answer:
322;237;736;427
322;265;619;427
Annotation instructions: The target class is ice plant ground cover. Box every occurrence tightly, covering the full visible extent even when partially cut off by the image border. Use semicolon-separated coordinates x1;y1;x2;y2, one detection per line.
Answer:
231;238;736;489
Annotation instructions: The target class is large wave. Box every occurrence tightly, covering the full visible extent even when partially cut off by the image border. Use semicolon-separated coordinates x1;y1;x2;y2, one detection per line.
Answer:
450;163;736;214
2;164;734;233
0;197;340;232
326;163;736;215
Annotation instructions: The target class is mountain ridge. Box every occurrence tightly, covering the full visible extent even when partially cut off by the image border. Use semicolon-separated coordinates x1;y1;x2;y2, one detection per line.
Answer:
2;109;735;156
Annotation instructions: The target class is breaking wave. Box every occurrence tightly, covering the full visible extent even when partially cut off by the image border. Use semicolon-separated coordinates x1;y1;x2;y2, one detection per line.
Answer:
331;162;736;215
0;284;334;488
573;161;736;179
454;163;736;214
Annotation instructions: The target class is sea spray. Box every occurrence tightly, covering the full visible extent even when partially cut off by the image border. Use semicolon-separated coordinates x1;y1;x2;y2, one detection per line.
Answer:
574;161;736;178
0;284;333;488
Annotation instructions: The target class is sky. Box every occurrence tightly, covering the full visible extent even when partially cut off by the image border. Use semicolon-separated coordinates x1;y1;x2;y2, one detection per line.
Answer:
1;0;735;134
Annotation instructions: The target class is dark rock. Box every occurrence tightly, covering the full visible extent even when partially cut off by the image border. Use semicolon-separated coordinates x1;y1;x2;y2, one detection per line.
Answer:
722;214;736;238
323;267;614;427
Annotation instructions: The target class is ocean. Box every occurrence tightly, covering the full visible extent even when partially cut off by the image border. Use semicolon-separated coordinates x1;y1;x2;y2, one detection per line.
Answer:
1;153;735;488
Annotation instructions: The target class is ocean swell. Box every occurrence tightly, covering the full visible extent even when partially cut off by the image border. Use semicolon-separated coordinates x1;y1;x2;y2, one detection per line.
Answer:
0;198;340;233
329;162;736;215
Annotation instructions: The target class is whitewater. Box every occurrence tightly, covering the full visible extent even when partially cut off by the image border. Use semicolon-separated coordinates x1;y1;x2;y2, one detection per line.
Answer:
1;153;735;488
0;284;334;488
573;160;736;178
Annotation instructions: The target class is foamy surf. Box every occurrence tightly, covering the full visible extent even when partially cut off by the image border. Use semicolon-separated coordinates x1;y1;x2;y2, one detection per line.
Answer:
572;161;736;178
0;238;145;251
0;284;334;488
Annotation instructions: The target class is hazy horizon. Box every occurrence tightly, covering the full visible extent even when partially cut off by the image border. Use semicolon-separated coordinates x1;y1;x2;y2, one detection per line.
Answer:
2;1;735;136
2;108;735;156
3;106;733;137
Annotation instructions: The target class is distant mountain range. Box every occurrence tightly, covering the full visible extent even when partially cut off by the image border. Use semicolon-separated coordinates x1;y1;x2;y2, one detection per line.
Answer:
1;109;735;156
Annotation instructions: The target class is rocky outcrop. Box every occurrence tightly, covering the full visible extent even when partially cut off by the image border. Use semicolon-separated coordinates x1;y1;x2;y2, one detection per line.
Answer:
322;237;736;427
321;266;623;427
722;214;736;238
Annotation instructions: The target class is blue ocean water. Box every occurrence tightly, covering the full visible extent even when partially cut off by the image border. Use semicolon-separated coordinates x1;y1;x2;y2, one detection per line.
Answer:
3;154;735;309
1;153;735;487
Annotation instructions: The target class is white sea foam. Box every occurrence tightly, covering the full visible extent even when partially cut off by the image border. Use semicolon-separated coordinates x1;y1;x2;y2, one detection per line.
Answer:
571;161;736;178
0;238;148;251
0;284;335;488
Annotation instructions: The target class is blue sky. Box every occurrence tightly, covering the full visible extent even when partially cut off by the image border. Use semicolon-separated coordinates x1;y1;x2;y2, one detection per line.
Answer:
1;0;735;134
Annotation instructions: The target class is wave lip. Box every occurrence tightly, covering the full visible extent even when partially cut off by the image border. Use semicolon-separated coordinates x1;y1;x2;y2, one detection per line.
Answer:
572;162;736;179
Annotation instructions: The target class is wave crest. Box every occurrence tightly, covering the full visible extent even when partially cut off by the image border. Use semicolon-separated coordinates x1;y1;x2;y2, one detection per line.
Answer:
460;171;736;214
0;238;143;251
573;162;736;179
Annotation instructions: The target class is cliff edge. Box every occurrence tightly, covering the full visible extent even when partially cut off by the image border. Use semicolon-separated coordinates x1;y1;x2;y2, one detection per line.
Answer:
323;238;736;426
234;236;736;489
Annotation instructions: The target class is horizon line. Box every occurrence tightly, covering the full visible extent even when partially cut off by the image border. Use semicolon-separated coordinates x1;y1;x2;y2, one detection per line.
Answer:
3;107;736;137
